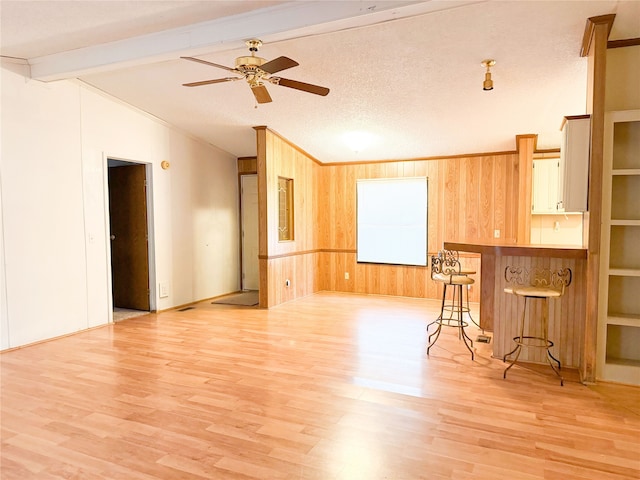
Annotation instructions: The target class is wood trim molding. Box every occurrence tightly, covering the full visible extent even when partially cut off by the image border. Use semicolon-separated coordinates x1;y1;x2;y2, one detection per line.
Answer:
321;150;519;166
320;249;358;254
560;114;591;130
580;14;616;57
515;134;538;152
256;128;269;308
445;241;587;259
262;248;487;261
608;37;640;49
581;13;612;384
516;135;535;244
253;126;323;166
533;148;560;157
307;134;554;167
259;248;357;260
251;130;553;167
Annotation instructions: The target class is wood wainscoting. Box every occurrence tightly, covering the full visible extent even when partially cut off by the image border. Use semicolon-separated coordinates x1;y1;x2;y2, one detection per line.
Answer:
318;251;482;304
260;252;321;308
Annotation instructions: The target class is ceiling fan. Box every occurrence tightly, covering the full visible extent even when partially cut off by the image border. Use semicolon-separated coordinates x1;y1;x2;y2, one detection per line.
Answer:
181;39;330;104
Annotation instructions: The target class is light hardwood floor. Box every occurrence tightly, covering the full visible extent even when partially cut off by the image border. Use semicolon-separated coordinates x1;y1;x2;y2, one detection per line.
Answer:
1;292;638;479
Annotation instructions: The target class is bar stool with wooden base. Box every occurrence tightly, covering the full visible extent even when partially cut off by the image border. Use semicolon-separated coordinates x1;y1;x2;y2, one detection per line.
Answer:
427;250;475;360
503;266;572;385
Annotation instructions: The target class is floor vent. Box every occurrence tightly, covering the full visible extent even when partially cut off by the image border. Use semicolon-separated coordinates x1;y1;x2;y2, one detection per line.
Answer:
476;334;491;344
177;306;195;312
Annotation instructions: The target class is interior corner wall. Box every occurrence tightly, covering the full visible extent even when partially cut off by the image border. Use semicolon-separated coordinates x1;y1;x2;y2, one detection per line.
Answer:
316;154;520;301
1;63;240;350
0;165;9;350
261;129;321;307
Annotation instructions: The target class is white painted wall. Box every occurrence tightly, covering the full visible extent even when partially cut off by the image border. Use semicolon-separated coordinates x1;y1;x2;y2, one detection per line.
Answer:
530;213;583;246
605;45;640;111
0;61;240;349
0;168;8;350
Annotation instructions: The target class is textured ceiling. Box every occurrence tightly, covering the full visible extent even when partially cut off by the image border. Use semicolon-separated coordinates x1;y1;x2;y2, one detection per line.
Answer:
2;0;639;163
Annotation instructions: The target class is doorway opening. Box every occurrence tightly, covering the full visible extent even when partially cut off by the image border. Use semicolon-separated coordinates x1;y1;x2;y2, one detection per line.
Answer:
240;174;259;292
107;159;154;321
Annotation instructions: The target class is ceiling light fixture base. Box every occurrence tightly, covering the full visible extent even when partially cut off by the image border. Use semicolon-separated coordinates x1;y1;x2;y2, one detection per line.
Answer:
481;59;496;91
245;39;263;52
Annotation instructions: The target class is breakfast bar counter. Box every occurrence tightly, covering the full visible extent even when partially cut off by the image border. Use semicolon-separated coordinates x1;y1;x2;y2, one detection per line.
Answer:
444;241;587;368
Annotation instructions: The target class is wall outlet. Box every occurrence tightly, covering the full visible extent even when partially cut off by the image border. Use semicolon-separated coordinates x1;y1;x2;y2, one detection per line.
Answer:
159;283;169;298
494;229;501;238
344;272;349;280
285;279;290;287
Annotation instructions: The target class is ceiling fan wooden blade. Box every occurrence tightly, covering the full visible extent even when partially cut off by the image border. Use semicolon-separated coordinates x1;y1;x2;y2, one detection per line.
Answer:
181;56;237;73
251;84;272;104
274;78;330;96
260;56;299;74
183;77;239;87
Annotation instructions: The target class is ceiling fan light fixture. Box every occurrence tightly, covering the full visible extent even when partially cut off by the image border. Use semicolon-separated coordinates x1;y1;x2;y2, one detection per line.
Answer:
181;39;329;103
481;59;496;91
235;56;265;68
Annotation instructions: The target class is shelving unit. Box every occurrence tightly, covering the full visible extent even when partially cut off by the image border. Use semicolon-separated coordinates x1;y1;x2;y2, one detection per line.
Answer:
597;109;640;385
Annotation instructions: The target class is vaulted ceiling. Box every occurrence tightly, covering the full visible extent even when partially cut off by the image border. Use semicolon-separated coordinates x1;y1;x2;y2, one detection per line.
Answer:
2;1;639;163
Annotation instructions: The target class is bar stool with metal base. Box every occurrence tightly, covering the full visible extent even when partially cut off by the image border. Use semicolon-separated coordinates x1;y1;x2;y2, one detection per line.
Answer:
438;250;478;328
427;250;475;360
503;266;572;385
453;263;481;330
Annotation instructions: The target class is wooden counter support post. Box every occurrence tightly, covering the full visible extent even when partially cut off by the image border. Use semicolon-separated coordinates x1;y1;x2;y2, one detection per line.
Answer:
516;135;536;245
580;14;614;383
480;252;496;332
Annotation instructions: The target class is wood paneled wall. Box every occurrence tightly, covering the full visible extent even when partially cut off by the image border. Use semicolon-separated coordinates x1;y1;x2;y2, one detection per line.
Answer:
237;157;257;174
256;126;529;308
256;127;321;307
316;154;519;302
319;252;482;302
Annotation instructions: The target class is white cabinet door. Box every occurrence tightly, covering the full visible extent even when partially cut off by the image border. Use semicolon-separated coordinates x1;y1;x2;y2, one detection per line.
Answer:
532;159;561;213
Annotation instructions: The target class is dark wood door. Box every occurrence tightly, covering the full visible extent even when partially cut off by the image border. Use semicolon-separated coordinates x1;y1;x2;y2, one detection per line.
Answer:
108;164;150;311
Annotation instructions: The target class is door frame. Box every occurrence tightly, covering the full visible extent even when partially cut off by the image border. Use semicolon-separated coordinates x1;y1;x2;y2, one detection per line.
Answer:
240;173;259;291
103;154;157;321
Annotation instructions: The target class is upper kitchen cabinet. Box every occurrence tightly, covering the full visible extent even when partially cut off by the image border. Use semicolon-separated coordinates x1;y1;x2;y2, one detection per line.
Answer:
532;158;563;214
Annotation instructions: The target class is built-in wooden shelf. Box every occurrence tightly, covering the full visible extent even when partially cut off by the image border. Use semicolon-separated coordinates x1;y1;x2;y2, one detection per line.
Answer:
597;110;640;385
608;268;640;276
606;313;640;327
612;168;640;175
